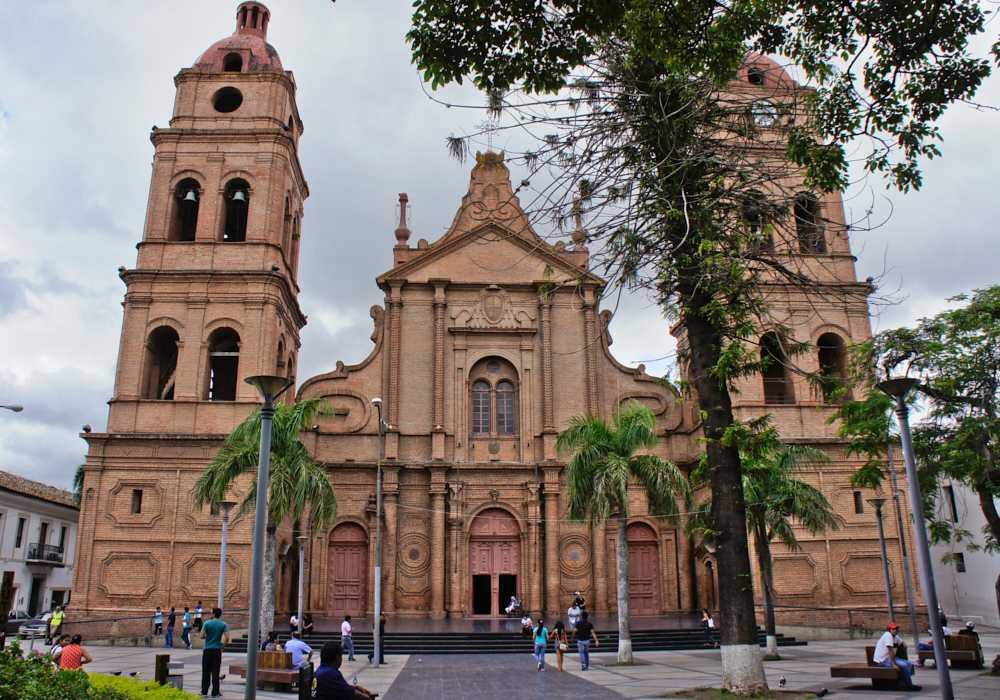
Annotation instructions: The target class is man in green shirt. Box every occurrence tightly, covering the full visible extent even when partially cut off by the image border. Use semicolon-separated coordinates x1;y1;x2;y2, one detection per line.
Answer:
199;607;230;698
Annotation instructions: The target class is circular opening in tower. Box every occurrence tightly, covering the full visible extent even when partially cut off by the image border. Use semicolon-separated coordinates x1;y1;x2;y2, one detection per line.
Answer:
213;87;243;113
223;53;243;72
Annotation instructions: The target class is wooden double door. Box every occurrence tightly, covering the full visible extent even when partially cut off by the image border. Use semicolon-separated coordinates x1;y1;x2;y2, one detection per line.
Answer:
628;523;662;616
469;509;521;617
327;523;368;618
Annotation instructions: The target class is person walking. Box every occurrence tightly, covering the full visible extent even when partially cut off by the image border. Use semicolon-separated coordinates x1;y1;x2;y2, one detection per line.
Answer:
701;610;718;647
533;618;549;671
874;622;920;691
194;601;204;631
165;607;176;649
340;615;355;661
154;607;163;635
58;634;93;670
181;606;193;649
567;601;582;630
571;611;600;670
199;607;229;698
548;620;569;671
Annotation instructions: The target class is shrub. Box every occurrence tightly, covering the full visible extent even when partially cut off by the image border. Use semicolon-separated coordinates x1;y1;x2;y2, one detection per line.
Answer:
88;675;200;699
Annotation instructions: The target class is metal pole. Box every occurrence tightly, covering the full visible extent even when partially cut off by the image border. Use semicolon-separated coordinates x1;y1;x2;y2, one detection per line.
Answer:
870;501;895;622
373;404;383;668
297;536;308;637
888;437;921;651
219;505;231;611
892;395;953;700
244;393;275;700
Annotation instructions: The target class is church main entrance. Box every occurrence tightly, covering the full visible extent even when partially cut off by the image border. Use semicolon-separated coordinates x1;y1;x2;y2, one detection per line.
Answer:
628;523;661;616
469;508;520;616
327;523;368;618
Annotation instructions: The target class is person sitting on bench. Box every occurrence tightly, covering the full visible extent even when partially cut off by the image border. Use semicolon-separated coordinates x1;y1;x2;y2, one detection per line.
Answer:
315;640;375;700
874;622;920;691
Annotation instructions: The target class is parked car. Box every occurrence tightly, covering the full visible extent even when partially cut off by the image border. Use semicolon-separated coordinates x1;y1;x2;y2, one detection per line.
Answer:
17;618;48;637
7;610;32;622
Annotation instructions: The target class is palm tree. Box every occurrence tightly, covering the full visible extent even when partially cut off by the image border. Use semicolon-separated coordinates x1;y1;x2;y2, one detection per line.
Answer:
558;400;690;663
687;415;837;657
194;398;337;635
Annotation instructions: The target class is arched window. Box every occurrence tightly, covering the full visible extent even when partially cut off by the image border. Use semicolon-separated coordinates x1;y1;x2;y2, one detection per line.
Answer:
172;178;200;242
282;197;292;252
469;358;519;436
761;333;795;404
276;340;285;374
472;380;491;435
795;194;826;254
207;329;240;401
742;196;772;250
223;179;250;242
223;53;243;72
286;355;294;380
817;333;849;403
747;67;765;85
142;327;179;400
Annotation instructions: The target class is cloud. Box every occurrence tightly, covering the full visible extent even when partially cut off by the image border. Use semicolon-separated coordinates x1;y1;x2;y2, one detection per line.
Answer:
0;0;997;487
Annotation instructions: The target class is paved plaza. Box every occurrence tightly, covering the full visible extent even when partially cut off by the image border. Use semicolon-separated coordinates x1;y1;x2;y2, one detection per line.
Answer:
77;632;999;699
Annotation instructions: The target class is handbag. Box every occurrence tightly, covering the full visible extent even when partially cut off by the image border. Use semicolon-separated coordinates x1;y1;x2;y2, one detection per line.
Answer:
559;642;569;652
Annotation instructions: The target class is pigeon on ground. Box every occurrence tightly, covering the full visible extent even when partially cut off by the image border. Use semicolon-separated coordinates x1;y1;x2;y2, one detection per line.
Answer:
779;676;786;688
112;671;121;676
816;689;828;697
129;672;140;678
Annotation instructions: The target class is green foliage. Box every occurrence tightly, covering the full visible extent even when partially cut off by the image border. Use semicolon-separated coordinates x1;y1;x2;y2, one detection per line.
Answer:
194;398;338;531
0;644;197;700
88;675;199;700
558;400;691;524
408;0;991;192
832;285;1000;555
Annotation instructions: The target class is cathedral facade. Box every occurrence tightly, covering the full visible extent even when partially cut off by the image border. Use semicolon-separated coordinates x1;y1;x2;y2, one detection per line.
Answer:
75;3;917;622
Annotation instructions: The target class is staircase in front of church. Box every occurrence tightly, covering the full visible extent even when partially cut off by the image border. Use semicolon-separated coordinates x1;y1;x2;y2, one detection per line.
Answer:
224;628;805;654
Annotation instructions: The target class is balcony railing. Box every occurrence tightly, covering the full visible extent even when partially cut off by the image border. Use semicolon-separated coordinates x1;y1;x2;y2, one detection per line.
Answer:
26;543;65;565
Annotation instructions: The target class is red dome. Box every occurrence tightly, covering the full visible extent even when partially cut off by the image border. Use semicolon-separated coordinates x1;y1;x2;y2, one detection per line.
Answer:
191;2;283;73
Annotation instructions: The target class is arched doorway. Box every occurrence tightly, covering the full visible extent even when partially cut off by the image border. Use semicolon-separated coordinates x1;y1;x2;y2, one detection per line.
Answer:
469;508;521;616
327;523;368;618
627;523;661;616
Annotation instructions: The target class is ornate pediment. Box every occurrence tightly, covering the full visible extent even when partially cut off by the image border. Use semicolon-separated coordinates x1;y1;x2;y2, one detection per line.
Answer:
452;286;535;330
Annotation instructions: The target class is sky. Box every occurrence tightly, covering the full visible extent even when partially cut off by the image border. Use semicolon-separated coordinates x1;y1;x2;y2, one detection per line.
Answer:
0;1;998;489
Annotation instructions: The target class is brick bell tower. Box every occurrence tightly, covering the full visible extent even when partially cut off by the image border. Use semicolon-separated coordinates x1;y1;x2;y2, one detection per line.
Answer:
76;2;308;615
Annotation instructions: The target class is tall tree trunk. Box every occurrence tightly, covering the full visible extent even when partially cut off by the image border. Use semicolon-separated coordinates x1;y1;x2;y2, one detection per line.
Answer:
616;509;633;663
753;521;778;657
262;521;277;636
684;306;768;694
975;480;1000;621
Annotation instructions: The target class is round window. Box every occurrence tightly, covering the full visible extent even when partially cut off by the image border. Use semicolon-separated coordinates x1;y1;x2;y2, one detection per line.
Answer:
213;87;243;113
487;361;500;374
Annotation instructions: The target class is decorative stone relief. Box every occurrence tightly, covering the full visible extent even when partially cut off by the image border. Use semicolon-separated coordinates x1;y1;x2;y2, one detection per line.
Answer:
840;552;894;595
98;553;159;598
395;533;430;596
452;286;535;329
106;479;165;527
181;553;242;600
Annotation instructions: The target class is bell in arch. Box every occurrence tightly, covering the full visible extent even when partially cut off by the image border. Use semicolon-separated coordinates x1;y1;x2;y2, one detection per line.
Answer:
182;190;198;202
231;190;248;203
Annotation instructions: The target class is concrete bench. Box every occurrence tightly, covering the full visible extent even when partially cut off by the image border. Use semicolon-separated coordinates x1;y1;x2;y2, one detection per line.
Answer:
830;647;901;689
916;635;984;669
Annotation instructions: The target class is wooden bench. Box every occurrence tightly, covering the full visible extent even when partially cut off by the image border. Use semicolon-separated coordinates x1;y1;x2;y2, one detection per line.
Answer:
917;634;984;669
830;647;901;689
230;651;302;693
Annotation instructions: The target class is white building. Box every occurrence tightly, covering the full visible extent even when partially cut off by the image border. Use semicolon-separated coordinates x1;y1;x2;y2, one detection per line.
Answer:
930;479;1000;628
0;470;78;617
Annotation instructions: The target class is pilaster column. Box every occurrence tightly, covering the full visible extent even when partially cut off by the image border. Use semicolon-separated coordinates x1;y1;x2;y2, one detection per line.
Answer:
383;467;400;613
431;280;448;459
592;519;608;614
538;287;557;459
679;520;697;612
386;281;404;459
583;285;599;415
429;467;448;618
527;481;543;616
543;468;562;614
447;479;464;618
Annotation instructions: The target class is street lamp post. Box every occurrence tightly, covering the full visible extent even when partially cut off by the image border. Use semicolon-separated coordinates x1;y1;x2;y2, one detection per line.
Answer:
877;378;953;700
243;375;294;700
296;535;308;637
866;498;894;622
888;439;922;653
215;500;237;611
371;397;385;668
